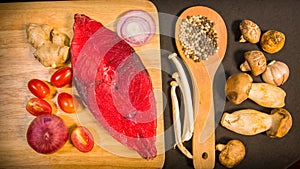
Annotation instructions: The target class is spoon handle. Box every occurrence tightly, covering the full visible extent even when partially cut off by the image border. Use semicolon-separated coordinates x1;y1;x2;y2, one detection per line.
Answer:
193;114;215;168
189;60;216;169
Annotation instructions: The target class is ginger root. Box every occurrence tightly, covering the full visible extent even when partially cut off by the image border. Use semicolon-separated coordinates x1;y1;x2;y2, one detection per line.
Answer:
26;23;70;68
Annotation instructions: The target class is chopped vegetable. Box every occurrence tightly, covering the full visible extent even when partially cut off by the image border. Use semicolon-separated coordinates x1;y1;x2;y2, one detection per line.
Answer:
221;108;292;138
116;10;156;46
170;81;193;159
225;72;286;108
71;126;94;153
26;98;54;116
262;60;290;86
26;23;70;68
216;140;246;168
240;50;267;76
239;19;261;44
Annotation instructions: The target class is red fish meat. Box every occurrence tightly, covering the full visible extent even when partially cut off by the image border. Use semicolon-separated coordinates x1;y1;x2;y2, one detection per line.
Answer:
71;14;157;159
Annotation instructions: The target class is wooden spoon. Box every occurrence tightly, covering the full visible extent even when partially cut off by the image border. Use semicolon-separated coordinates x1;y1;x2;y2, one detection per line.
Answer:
175;6;227;169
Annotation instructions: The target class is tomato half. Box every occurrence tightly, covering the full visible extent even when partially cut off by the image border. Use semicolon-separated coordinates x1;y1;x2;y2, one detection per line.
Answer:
28;79;56;99
51;67;73;88
71;126;94;152
57;92;77;114
26;98;53;116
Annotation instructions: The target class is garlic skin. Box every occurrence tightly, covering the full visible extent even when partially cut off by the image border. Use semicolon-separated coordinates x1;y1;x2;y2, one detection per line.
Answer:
262;60;289;86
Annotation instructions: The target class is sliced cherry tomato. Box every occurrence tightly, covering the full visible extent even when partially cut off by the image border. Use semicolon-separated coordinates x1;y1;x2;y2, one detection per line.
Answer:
51;67;73;88
26;98;53;116
28;79;56;99
57;92;77;114
71;126;94;152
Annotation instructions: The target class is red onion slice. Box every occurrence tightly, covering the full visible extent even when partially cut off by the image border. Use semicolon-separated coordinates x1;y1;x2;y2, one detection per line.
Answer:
117;10;156;46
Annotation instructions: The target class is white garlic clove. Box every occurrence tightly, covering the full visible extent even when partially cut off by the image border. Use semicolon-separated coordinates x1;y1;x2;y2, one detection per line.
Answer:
262;60;289;86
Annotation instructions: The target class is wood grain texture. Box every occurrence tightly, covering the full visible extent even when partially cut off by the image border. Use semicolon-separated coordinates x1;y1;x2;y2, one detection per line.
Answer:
0;0;164;168
175;6;227;169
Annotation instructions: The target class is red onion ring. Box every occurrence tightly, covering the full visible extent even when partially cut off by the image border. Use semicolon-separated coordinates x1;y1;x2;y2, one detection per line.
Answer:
116;10;156;46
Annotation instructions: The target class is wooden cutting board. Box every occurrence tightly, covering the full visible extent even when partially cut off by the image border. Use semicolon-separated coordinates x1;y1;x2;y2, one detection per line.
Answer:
0;0;164;168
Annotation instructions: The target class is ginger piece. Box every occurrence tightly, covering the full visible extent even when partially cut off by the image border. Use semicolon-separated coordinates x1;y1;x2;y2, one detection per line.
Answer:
26;23;70;68
33;42;69;68
51;29;70;47
26;23;53;48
